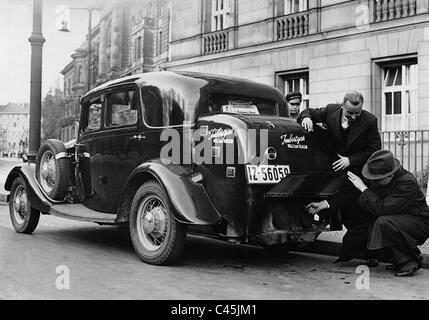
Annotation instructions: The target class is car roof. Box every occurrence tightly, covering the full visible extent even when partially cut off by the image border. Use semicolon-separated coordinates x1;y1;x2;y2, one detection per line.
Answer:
82;71;285;103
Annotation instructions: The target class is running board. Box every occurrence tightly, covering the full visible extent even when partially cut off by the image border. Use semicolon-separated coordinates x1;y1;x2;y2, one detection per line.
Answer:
50;204;118;225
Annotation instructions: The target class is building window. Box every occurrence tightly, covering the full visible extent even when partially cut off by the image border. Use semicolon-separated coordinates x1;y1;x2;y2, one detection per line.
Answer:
76;66;83;83
284;0;308;15
284;73;309;110
157;31;163;56
212;0;230;31
135;36;142;61
276;70;309;117
382;62;418;131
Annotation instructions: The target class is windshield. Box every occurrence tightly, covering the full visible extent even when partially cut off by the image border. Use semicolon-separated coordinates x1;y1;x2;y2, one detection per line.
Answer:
207;94;278;116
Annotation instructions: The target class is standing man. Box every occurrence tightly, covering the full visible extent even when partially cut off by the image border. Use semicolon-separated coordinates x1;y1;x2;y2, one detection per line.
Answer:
286;91;303;119
300;91;382;230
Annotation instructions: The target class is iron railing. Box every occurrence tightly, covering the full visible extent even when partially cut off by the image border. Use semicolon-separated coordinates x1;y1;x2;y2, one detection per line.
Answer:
380;130;429;188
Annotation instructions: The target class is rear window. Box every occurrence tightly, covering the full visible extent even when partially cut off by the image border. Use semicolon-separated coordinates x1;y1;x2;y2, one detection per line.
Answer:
207;95;278;116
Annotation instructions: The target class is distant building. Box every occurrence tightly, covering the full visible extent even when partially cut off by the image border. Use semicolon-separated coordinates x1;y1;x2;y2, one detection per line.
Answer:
59;0;171;142
0;103;29;157
60;23;100;142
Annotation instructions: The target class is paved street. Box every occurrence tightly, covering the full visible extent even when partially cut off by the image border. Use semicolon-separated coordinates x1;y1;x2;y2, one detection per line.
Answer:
1;159;429;300
1;202;429;300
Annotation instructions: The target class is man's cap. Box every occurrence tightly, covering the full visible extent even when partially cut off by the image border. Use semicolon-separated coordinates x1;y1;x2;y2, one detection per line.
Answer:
286;91;302;102
362;150;401;180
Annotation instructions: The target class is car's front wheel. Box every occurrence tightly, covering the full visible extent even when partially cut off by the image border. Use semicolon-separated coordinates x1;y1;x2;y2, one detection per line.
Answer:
9;177;40;234
129;181;186;265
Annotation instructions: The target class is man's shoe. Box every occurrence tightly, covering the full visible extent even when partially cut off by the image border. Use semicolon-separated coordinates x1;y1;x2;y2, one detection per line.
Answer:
366;258;379;267
395;261;420;277
385;264;398;270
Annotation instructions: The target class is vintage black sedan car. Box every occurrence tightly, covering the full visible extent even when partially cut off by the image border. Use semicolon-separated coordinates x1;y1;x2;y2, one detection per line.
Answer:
5;71;344;265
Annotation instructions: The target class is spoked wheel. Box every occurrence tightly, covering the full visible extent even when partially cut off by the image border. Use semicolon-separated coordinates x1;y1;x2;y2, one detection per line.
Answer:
36;139;70;200
9;177;40;234
129;181;186;265
39;150;56;194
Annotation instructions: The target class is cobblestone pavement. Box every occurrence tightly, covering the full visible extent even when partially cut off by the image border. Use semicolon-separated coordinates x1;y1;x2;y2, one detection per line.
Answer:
0;204;429;300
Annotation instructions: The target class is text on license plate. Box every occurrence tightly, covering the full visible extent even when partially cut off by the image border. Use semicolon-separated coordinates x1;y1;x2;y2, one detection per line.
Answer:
245;165;290;184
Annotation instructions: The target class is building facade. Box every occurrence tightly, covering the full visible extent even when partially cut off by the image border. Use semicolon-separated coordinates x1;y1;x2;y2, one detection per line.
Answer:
165;0;429;133
0;103;29;157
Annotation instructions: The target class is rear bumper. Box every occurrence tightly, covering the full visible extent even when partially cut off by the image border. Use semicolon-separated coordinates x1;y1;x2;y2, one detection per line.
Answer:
254;225;329;246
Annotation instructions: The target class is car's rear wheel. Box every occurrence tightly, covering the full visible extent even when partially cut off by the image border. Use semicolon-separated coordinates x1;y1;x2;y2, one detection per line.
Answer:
129;181;186;265
9;177;40;234
36;139;70;200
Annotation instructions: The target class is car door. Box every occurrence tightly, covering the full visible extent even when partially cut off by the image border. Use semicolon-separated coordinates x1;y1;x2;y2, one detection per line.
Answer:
79;93;109;213
101;85;146;213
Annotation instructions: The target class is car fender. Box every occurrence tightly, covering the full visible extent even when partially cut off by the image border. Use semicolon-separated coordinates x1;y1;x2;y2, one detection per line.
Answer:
4;164;52;213
117;160;222;225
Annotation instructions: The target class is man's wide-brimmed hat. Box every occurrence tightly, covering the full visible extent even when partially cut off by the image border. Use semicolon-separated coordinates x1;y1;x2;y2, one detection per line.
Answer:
362;150;401;180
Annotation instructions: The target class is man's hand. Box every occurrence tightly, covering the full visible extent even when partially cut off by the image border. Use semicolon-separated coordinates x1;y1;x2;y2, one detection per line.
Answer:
305;201;329;215
333;154;350;172
347;171;368;192
301;117;314;132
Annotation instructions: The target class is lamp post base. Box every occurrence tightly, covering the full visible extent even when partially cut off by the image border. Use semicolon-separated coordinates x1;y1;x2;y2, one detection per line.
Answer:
27;152;37;164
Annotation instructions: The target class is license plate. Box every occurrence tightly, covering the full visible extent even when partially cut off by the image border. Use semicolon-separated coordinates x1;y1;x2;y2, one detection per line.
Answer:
245;165;290;184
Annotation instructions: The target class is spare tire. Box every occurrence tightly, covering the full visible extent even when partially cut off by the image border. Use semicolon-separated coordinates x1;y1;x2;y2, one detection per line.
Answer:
36;139;70;200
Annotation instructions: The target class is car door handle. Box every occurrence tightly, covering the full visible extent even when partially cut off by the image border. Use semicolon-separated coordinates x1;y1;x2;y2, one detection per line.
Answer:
130;135;146;141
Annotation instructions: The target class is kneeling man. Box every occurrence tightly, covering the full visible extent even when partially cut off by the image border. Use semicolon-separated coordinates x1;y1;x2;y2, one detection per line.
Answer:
343;150;429;276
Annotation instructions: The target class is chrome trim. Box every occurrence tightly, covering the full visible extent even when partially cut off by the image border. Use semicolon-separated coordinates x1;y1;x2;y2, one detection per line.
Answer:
55;152;69;160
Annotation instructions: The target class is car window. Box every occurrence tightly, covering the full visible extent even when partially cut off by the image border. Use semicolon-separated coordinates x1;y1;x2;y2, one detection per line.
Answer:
86;102;102;132
105;90;138;128
207;95;278;116
142;86;185;127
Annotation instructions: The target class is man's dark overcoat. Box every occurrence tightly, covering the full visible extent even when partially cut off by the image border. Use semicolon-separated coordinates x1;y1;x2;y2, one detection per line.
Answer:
338;168;429;264
297;104;381;175
297;104;382;227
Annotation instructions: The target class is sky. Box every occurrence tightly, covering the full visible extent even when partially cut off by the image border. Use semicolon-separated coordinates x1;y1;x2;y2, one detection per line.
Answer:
0;0;101;105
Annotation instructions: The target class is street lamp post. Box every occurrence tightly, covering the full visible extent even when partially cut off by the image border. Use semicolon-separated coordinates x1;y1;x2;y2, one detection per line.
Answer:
28;0;46;163
87;9;93;92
